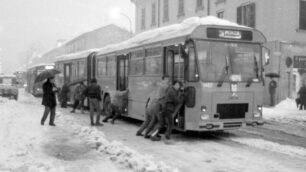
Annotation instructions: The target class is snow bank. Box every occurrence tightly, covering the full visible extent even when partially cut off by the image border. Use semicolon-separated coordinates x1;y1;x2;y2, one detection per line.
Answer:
74;126;179;172
263;98;306;126
231;138;306;158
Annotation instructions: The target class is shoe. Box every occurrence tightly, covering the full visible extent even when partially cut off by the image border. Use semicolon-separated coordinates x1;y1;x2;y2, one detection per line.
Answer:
157;134;161;138
70;110;75;113
95;123;103;126
49;123;56;126
90;122;95;126
150;136;161;141
165;135;170;140
144;135;150;139
136;132;144;136
41;121;44;125
102;119;108;123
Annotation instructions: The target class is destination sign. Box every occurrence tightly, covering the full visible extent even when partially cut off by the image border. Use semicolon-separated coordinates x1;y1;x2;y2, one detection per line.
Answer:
207;28;253;41
219;30;242;39
293;56;306;68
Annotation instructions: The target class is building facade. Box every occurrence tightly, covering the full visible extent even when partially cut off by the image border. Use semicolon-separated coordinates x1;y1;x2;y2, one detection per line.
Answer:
131;0;306;105
32;24;131;66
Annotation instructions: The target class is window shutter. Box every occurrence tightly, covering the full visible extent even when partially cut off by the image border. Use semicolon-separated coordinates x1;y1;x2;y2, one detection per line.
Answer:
237;6;242;24
250;3;256;28
300;0;306;29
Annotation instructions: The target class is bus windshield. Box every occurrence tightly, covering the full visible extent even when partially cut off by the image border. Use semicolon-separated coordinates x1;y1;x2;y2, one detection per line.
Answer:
196;41;261;82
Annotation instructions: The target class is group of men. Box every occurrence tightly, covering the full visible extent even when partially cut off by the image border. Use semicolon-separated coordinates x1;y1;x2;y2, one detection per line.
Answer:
61;76;184;141
136;75;185;141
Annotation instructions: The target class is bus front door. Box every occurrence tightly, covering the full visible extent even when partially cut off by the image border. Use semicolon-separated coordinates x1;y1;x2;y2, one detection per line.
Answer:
165;45;186;130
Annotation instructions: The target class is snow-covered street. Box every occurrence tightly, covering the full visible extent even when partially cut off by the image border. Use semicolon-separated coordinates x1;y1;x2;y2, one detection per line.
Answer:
1;89;306;172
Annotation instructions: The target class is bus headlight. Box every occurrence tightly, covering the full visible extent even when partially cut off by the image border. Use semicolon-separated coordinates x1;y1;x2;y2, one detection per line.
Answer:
201;105;206;112
257;105;262;111
200;114;210;120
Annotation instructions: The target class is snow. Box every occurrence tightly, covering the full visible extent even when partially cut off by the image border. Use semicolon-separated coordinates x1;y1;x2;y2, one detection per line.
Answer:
1;90;306;172
263;98;306;126
56;16;251;61
0;90;178;172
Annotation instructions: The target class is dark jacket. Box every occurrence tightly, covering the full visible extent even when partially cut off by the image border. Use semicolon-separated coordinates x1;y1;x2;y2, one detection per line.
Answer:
83;83;102;101
164;86;183;112
298;85;306;104
42;81;57;107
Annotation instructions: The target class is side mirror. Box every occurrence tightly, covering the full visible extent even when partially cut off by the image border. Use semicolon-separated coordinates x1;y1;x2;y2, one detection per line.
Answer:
184;86;196;108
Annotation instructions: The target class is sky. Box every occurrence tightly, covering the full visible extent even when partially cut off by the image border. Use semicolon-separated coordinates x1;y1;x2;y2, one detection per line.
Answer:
0;0;135;74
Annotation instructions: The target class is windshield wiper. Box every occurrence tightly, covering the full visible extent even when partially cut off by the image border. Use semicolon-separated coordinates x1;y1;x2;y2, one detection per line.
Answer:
217;56;230;87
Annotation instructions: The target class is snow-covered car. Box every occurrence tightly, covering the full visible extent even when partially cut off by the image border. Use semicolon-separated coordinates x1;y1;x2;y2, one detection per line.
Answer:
0;75;19;100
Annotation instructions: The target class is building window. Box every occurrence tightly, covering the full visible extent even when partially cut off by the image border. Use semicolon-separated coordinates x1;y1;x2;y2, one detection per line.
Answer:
178;0;185;17
237;3;256;28
163;0;169;22
217;11;224;18
141;8;146;30
300;0;306;30
196;0;204;11
151;3;156;26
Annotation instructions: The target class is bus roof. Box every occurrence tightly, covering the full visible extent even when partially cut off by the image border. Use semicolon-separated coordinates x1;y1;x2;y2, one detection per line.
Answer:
55;48;100;62
0;74;16;78
95;16;265;56
27;63;54;70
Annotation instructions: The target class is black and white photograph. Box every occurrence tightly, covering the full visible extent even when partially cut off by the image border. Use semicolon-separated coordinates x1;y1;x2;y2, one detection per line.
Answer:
0;0;306;172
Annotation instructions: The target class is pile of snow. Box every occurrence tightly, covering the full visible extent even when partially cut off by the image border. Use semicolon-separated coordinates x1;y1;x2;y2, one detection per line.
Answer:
263;98;306;126
74;126;179;172
230;138;306;158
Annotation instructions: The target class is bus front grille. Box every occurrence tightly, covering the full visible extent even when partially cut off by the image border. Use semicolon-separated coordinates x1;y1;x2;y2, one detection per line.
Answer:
217;103;248;119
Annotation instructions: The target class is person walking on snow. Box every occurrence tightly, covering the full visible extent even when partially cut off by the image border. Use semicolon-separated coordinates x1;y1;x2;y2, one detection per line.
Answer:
298;82;306;110
269;78;277;106
41;77;58;126
83;78;103;126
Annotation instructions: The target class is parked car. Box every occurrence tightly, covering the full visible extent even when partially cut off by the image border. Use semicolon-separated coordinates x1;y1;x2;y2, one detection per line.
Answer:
0;75;19;100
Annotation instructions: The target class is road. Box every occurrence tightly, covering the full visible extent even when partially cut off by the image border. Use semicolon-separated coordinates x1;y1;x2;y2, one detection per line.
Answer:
1;89;306;172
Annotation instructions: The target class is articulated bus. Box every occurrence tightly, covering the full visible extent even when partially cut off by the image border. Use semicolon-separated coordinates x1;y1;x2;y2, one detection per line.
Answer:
55;16;266;131
26;63;54;96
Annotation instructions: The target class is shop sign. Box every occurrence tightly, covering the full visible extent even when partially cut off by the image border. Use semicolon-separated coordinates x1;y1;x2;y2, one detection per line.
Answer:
293;56;306;68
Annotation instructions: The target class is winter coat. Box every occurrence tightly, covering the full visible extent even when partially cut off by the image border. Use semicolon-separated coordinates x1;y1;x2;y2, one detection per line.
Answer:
163;86;183;113
269;80;277;94
42;81;57;107
298;85;306;104
74;84;86;100
83;83;102;101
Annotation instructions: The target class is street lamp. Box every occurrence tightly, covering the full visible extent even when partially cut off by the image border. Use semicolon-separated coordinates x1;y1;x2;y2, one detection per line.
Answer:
110;8;133;37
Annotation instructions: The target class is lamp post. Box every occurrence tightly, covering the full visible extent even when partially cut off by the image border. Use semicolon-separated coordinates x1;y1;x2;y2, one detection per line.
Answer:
110;8;133;37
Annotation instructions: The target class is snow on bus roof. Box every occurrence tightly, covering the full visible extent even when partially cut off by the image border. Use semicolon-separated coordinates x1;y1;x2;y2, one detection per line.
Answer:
55;16;249;61
27;63;54;69
96;16;249;56
55;48;100;62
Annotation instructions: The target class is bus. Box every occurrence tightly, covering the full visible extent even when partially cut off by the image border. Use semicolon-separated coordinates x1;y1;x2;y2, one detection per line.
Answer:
55;16;266;131
26;63;54;96
54;50;93;105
